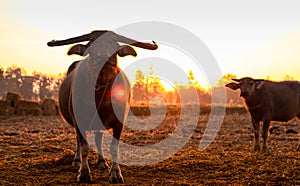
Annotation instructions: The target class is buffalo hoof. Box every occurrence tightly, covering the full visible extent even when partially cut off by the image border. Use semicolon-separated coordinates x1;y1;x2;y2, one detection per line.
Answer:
72;159;81;167
109;176;124;184
109;171;124;184
77;169;92;183
254;145;260;151
96;160;109;170
262;146;269;152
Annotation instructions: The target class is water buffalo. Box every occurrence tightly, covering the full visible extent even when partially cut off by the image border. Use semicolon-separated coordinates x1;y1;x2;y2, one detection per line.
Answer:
47;30;158;183
226;77;300;151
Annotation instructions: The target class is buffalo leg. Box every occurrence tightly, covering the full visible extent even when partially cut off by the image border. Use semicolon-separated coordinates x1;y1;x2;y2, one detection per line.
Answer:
262;120;270;152
109;125;124;183
95;131;109;169
72;133;81;167
76;128;92;183
251;118;260;151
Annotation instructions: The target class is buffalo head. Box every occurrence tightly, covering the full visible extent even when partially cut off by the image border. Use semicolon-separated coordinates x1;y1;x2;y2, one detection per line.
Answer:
47;30;157;66
226;77;265;98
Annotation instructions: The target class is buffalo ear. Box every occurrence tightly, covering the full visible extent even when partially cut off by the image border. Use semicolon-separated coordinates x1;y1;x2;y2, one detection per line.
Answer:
67;44;88;56
226;82;240;90
117;46;137;57
254;80;265;90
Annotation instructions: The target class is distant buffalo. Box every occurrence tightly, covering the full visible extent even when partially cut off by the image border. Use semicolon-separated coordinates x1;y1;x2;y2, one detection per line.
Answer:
226;77;300;151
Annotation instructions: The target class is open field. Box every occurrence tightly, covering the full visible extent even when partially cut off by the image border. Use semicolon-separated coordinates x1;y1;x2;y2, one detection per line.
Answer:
0;106;299;185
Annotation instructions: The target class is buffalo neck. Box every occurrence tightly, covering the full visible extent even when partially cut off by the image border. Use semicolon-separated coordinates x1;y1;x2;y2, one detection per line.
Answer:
244;90;263;110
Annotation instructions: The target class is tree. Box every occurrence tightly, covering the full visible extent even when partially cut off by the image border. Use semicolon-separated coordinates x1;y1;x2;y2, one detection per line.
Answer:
39;75;53;100
20;76;36;100
283;74;294;80
5;66;23;93
216;74;237;87
132;69;147;104
52;73;65;100
33;72;54;100
131;67;166;105
0;68;6;98
188;70;194;86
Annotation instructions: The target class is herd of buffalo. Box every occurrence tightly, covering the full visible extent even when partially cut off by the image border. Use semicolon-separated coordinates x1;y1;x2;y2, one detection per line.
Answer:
47;30;300;183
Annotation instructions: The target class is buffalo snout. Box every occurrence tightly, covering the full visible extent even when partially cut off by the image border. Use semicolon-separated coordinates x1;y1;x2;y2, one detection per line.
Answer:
240;91;250;97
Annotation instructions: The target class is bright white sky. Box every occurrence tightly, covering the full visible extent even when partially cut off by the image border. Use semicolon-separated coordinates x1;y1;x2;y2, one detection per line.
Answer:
1;0;300;89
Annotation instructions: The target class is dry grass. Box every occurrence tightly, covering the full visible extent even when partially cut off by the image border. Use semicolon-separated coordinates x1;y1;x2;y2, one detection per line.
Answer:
0;106;299;185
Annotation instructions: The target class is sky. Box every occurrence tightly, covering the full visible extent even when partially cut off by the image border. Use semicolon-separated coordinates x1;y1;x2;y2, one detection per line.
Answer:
1;0;300;88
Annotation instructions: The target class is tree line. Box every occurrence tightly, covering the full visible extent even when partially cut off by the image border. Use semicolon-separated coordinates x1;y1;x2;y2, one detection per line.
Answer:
0;65;295;105
0;65;64;100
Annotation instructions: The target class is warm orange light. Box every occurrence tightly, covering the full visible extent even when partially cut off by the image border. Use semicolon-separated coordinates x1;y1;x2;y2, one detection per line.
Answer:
111;84;127;102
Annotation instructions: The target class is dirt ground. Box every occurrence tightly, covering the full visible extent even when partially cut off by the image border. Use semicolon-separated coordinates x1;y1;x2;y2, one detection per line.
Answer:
0;106;299;185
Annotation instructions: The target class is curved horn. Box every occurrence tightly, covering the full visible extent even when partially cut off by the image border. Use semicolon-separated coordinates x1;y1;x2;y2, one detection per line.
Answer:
115;34;158;50
47;30;158;50
232;78;240;82
47;33;93;47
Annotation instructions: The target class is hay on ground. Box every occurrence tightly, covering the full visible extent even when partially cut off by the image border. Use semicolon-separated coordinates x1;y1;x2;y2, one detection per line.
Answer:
0;100;15;115
42;99;58;116
6;91;23;108
16;100;42;116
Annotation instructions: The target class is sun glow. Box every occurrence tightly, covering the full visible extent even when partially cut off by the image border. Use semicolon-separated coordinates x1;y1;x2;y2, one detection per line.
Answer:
111;84;127;102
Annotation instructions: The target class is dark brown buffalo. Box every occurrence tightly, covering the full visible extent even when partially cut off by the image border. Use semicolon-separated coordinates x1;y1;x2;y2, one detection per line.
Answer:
47;30;158;183
226;77;300;151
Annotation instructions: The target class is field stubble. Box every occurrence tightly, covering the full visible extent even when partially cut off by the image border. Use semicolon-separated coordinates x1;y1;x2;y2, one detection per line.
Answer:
0;105;299;185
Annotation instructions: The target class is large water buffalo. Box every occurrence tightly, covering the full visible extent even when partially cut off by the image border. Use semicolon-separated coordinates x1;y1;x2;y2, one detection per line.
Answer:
47;30;158;183
226;77;300;151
